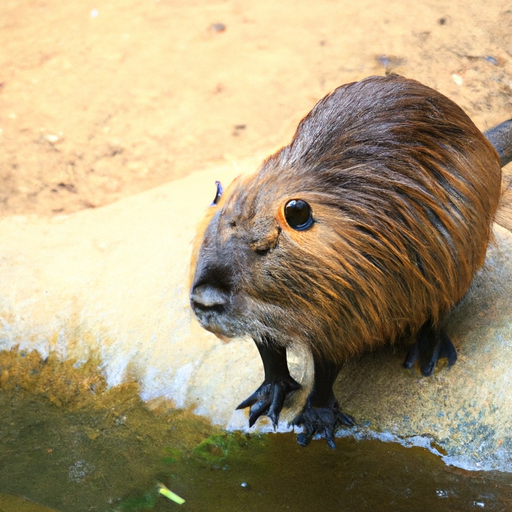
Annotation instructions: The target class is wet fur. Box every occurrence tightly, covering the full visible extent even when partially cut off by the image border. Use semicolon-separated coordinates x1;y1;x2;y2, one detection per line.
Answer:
190;75;502;364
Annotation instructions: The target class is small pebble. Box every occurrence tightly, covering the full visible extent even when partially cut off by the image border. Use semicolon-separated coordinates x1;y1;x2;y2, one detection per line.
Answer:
45;134;59;144
209;23;226;33
451;74;463;86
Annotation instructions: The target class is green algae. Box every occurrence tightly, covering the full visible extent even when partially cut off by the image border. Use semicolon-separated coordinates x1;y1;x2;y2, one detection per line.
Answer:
192;432;266;465
0;349;511;512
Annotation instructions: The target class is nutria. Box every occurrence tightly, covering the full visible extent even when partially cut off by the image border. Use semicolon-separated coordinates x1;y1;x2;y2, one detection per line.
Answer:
189;75;511;448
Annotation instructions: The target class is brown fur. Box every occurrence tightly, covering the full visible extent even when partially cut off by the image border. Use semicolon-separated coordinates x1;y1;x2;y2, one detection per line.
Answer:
190;75;502;364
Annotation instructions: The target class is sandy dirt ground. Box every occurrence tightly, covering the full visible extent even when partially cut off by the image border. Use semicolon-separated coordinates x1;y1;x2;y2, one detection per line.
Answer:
0;0;511;220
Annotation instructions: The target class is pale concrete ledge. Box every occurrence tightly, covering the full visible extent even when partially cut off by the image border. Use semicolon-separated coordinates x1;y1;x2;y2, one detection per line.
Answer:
0;160;510;472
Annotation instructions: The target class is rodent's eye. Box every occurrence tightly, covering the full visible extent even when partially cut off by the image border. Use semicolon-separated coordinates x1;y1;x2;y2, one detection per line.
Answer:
210;180;223;206
284;199;313;231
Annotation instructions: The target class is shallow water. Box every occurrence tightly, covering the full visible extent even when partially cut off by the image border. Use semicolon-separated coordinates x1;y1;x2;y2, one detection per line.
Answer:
1;387;511;512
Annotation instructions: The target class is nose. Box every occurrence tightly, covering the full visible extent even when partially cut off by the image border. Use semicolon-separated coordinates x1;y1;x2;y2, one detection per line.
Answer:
190;284;230;313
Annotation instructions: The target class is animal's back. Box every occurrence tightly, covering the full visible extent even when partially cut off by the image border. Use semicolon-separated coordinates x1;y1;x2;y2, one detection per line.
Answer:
244;75;503;359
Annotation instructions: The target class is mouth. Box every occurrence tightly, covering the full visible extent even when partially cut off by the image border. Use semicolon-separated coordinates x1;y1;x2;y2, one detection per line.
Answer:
201;321;236;344
192;307;238;341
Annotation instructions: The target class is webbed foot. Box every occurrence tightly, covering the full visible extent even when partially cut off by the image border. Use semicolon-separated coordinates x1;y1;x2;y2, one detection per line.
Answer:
291;356;354;449
236;376;301;427
404;319;457;376
292;396;355;449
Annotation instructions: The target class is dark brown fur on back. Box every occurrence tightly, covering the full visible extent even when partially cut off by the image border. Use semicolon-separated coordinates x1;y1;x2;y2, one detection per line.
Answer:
191;75;502;363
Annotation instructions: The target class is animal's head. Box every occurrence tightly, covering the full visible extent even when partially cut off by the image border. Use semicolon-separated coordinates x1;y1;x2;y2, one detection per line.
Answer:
188;146;382;357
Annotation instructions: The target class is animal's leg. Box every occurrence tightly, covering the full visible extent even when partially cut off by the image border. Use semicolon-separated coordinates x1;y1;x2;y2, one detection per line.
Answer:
236;338;301;427
292;355;354;449
403;319;457;376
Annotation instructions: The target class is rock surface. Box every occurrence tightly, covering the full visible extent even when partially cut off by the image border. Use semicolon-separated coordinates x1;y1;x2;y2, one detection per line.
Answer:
0;161;511;472
335;225;512;471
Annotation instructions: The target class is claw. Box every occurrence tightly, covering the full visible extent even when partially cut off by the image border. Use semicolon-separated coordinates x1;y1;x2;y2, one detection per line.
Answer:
292;397;355;448
236;387;264;410
404;321;457;376
248;397;272;427
324;428;336;450
268;382;289;425
338;411;356;427
438;329;457;367
296;428;314;447
237;377;301;427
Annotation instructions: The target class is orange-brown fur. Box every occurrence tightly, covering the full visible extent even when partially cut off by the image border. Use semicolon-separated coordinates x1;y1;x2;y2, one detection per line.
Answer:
190;75;502;364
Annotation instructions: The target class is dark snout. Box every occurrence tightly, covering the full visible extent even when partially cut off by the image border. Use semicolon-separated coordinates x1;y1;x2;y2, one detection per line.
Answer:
190;283;230;314
189;259;237;336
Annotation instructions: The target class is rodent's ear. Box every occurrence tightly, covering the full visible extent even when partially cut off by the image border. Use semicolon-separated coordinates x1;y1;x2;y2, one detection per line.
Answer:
210;180;223;206
283;199;314;231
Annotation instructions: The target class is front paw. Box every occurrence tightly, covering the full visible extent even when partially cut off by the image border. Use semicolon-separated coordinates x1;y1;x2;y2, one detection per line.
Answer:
236;376;301;427
292;397;355;449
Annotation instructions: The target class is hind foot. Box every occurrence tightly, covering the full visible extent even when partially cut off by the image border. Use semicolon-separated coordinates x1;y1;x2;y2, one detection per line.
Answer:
404;319;457;376
292;395;355;449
